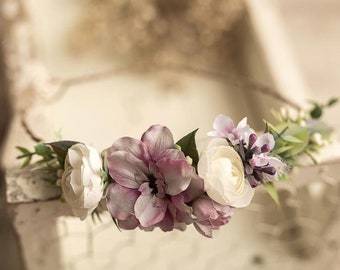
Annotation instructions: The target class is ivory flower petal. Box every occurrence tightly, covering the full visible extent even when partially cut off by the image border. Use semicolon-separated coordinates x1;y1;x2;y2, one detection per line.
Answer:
198;138;254;208
61;144;104;220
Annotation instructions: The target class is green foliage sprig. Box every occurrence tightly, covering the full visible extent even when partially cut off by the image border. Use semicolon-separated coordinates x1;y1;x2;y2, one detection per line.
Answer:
268;97;338;167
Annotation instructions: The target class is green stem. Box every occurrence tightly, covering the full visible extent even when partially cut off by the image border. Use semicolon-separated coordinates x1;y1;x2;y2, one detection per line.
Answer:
16;152;35;159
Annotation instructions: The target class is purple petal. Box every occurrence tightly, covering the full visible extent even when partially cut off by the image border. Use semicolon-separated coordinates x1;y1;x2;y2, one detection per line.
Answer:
158;148;185;160
106;184;139;220
171;194;189;212
250;153;270;167
108;137;149;161
213;201;233;215
198;219;213;227
237;126;255;145
139;225;156;232
255;133;275;150
180;174;204;202
107;151;149;189
148;161;158;175
174;223;187;231
236;117;248;129
157;210;174;232
141;125;174;158
134;194;167;227
213;114;234;133
194;222;212;238
157;158;192;195
171;195;193;224
192;196;214;220
138;182;152;195
118;215;139;230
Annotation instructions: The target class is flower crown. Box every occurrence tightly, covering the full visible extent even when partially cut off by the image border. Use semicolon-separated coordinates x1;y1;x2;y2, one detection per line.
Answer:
16;98;337;238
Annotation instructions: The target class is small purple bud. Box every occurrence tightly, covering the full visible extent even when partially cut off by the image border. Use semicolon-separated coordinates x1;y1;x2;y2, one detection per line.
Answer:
262;166;276;175
247;176;258;188
261;144;270;153
253;170;263;181
248;134;257;148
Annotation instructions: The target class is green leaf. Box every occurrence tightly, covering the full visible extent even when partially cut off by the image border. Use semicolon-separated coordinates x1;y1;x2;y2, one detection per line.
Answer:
22;156;32;168
327;97;338;107
304;150;318;165
48;140;80;166
271;145;294;155
35;143;52;156
288;129;310;156
282;135;302;143
16;146;30;155
176;129;199;168
278;173;290;182
268;123;288;139
273;123;310;157
310;105;323;119
91;209;103;224
263;182;280;207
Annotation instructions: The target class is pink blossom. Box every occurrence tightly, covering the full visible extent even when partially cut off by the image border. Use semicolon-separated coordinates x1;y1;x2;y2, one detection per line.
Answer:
253;133;275;151
106;125;204;231
192;195;233;238
249;153;288;183
208;114;254;145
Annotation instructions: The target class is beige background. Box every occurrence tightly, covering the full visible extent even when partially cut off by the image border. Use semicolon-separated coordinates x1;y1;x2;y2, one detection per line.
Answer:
1;0;340;269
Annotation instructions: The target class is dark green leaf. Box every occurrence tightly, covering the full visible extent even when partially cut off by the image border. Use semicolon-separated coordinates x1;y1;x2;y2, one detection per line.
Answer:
48;140;80;166
176;129;199;168
310;105;323;119
327;97;338;107
91;209;103;224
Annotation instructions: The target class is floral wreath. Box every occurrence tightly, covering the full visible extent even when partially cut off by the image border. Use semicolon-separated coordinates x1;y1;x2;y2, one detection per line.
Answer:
16;98;337;238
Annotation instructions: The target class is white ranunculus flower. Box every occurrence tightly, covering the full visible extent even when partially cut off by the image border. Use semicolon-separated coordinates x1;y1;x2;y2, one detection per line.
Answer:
198;138;254;208
61;143;104;220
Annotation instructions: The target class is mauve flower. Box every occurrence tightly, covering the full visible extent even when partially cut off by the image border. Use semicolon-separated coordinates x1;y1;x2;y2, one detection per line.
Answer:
253;133;275;150
106;125;204;231
249;153;288;183
245;132;288;185
208;114;254;145
192;195;233;238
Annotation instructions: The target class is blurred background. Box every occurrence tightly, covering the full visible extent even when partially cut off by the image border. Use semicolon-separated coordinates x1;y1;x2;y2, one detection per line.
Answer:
1;0;340;269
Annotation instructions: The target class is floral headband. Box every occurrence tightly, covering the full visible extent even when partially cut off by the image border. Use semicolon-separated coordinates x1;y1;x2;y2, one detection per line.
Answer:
16;98;337;238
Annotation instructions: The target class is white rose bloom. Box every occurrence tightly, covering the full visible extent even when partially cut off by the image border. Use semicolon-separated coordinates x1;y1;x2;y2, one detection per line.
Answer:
198;138;254;208
61;143;104;220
